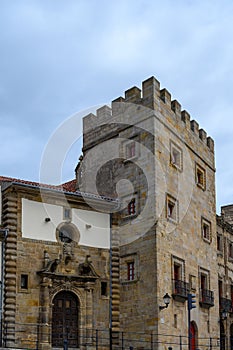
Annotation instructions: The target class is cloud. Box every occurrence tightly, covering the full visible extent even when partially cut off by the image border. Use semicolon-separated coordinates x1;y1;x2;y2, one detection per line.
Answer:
0;0;233;209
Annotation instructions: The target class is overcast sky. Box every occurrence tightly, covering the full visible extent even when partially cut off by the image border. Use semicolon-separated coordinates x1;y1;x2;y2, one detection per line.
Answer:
0;0;233;213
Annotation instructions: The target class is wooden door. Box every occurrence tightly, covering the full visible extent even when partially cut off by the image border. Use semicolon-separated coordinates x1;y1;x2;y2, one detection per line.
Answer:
190;322;196;350
52;291;79;347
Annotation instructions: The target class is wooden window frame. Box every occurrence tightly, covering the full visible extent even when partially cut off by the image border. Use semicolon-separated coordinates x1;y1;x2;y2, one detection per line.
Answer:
201;217;211;243
196;163;206;190
123;139;139;162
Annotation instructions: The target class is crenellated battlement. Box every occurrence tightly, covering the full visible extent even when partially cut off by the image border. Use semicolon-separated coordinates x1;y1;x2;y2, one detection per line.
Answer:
83;76;214;153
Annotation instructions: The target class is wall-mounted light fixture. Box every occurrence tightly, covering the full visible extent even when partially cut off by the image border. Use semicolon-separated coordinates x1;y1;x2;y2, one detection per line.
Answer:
159;293;171;310
45;217;51;222
221;309;228;320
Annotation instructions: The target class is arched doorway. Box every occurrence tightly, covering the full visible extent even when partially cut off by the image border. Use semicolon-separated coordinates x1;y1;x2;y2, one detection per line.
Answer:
190;321;198;350
52;291;79;348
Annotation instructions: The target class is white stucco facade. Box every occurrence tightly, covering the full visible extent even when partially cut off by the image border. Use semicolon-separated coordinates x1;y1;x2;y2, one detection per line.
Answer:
22;198;110;248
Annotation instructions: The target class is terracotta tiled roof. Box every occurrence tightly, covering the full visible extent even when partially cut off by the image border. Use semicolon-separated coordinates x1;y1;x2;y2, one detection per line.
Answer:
60;179;77;192
0;176;76;193
0;175;117;203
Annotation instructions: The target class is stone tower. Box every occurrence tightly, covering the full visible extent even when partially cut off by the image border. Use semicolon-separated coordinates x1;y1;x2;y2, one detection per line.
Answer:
77;76;219;348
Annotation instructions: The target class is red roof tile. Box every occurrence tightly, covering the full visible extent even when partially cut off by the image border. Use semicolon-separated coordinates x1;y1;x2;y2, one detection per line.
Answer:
0;176;76;193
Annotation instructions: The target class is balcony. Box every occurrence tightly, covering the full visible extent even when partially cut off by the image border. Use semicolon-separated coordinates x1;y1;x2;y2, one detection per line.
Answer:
199;289;214;308
172;279;189;302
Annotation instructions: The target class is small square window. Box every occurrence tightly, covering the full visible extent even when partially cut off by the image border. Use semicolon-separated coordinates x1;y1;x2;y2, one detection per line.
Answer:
170;141;182;171
123;140;139;161
201;218;211;242
166;194;178;222
127;261;135;281
20;274;28;289
196;164;206;190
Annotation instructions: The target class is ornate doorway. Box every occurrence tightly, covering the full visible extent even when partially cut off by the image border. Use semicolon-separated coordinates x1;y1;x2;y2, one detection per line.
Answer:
52;291;79;348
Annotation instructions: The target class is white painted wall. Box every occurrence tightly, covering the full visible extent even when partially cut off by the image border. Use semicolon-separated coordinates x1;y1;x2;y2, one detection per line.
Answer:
73;209;110;248
22;198;110;248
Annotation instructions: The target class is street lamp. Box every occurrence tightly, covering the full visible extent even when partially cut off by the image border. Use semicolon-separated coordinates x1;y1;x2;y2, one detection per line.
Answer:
159;293;171;310
221;309;228;320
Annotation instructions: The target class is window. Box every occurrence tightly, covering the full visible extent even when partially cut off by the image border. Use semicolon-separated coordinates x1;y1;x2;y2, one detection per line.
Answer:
122;195;138;218
56;223;80;244
218;280;223;302
127;261;135;281
217;234;223;252
63;207;72;221
20;274;28;289
229;242;233;260
196;163;206;190
101;282;108;297
121;253;138;283
126;142;136;159
201;217;211;242
128;198;136;216
59;225;73;243
174;263;181;281
166;194;178;222
123;139;139;161
172;256;188;299
231;285;233;312
172;256;185;282
170;141;182;171
200;270;209;291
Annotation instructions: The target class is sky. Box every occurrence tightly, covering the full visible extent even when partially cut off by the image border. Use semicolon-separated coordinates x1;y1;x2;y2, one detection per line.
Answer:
0;0;233;213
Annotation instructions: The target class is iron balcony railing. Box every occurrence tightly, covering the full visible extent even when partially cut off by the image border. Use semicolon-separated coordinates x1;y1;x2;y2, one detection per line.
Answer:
172;279;190;301
199;288;214;308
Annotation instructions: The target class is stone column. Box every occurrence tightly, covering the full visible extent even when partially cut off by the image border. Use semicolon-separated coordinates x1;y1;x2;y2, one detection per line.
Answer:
39;277;51;350
3;194;17;348
85;282;94;346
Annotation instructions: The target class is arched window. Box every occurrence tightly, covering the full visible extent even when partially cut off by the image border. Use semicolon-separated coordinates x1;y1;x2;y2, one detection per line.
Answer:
56;223;80;243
